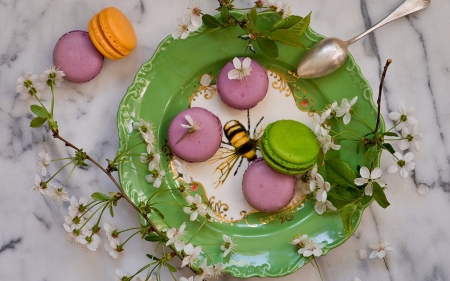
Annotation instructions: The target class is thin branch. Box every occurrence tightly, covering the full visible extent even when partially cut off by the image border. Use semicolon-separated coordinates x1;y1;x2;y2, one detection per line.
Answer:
374;59;392;133
51;130;200;275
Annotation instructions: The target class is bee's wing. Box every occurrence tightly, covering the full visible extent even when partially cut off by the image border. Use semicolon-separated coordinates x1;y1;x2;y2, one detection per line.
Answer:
209;147;240;188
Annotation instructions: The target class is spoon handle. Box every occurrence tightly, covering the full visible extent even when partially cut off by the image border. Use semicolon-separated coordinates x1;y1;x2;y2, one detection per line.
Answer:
347;0;430;45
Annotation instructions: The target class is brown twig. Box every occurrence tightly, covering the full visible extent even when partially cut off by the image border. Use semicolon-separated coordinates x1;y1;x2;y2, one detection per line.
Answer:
51;130;199;275
374;59;392;133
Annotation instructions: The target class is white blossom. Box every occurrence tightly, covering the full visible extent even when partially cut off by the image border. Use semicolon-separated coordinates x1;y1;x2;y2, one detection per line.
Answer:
298;238;325;257
314;200;336;215
194;259;213;281
354;166;385;196
187;2;203;27
220;234;237;257
34;174;47;195
335;96;358;125
312;109;331;135
369;241;393;259
68;196;89;218
173;159;192;183
181;115;202;131
172;16;199;40
115;269;131;281
314;174;330;202
183;194;207;221
211;263;227;279
166;222;187;251
37;149;50;176
228;57;252;80
16;72;43;100
290;234;308;247
103;221;120;248
40;65;65;87
317;129;341;154
387;152;415;179
388;102;418;132
104;242;123;259
47;184;69;203
181;243;202;268
200;74;212;87
145;170;165;188
398;126;423;151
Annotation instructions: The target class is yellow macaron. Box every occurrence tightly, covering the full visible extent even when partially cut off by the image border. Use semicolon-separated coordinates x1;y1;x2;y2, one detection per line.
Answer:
88;7;137;60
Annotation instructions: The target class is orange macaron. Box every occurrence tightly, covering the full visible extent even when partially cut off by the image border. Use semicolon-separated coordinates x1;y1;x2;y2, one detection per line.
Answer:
88;7;137;60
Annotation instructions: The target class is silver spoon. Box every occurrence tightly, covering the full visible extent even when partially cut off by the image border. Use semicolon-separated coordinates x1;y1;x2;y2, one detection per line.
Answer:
297;0;430;79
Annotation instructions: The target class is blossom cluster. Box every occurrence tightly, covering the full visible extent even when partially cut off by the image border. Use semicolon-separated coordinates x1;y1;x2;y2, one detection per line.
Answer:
34;149;69;203
297;164;337;215
256;0;292;18
133;119;165;188
164;221;235;280
387;102;422;178
15;66;65;100
172;3;202;40
290;234;325;258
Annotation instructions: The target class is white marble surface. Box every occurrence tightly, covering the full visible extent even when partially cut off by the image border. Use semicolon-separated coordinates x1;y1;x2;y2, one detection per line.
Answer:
1;0;449;280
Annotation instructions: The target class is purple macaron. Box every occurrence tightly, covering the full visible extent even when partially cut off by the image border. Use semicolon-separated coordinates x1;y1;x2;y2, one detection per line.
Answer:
53;30;104;83
242;157;296;212
168;107;223;162
216;57;269;110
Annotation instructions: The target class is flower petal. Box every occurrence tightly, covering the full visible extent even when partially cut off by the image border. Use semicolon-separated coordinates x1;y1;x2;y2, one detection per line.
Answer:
242;57;251;68
227;69;240;80
360;166;370;179
370;167;382;179
232;57;241;69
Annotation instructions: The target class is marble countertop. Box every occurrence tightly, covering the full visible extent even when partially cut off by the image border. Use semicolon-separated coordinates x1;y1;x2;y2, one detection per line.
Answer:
1;0;449;280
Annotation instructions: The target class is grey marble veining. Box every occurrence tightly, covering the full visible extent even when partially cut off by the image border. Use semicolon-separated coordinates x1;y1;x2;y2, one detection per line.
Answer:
1;0;449;281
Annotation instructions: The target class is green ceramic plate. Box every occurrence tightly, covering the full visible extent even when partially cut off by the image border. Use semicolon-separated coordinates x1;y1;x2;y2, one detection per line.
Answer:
117;11;382;278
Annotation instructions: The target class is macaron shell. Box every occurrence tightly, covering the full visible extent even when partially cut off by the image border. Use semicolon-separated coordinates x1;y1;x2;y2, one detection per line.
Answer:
88;13;124;60
216;58;268;110
261;120;319;175
242;158;296;213
53;30;103;83
99;7;136;56
168;107;223;162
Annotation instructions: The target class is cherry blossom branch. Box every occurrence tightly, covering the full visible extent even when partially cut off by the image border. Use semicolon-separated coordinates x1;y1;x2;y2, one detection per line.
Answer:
50;129;200;275
374;59;392;133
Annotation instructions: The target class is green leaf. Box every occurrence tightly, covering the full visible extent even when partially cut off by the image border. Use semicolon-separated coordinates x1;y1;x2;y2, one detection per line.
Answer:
202;14;221;28
221;5;229;23
167;264;177;272
341;203;358;234
356;141;364;154
30;105;49;118
248;7;257;27
146;254;160;260
91;192;111;201
270;15;302;31
365;145;378;164
30;117;46;128
145;232;162;242
256;38;279;58
325;158;357;188
270;29;305;48
383;132;399;137
328;186;362;202
372;182;390;208
151;207;165;219
289;12;311;36
109;203;114;217
382;143;396;154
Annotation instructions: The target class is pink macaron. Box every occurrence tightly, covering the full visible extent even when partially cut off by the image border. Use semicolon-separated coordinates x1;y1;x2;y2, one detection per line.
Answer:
168;107;223;162
216;57;269;110
53;30;104;83
242;157;296;212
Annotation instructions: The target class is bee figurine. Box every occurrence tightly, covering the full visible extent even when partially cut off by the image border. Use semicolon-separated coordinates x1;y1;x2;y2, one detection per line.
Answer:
210;110;264;188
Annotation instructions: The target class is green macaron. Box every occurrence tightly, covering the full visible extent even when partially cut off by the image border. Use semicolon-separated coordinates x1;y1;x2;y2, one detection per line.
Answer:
260;120;319;175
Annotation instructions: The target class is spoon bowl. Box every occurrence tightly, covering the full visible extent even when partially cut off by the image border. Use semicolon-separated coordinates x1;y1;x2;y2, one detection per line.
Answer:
297;0;430;79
